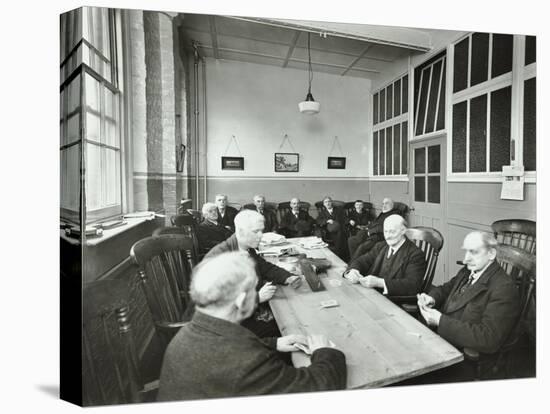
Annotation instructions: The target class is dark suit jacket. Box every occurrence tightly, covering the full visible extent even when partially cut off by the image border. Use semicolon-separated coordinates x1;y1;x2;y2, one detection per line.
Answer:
216;206;238;232
279;210;315;237
316;206;346;231
346;209;370;228
204;234;290;285
367;208;401;235
196;220;232;253
346;238;426;296
429;261;520;354
245;206;279;233
158;311;347;401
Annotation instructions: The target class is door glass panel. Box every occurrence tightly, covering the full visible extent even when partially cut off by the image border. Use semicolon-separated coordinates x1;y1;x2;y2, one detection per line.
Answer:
414;147;425;174
469;94;488;172
373;131;378;175
386;127;392;175
428;145;440;173
414;177;426;202
393;124;401;175
428;176;441;203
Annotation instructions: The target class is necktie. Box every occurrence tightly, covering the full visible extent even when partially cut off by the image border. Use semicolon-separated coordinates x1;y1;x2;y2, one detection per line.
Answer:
259;209;263;215
458;273;475;294
387;248;394;259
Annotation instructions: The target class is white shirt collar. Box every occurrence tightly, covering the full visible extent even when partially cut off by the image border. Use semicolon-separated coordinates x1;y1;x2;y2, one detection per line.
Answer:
470;260;493;285
387;237;406;258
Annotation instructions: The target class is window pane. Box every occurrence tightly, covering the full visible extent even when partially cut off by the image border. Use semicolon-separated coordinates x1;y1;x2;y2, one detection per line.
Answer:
66;114;80;145
386;127;392;175
491;34;513;78
452;101;467;172
428;145;441;173
428;176;441;203
394;79;401;116
471;33;489;87
105;120;118;147
414;177;426;202
380;89;386;122
104;149;121;206
425;60;443;134
415;67;431;135
60;144;80;212
401;121;408;174
402;75;408;113
490;86;511;171
525;36;536;65
524;77;536;171
86;143;102;211
469;94;488;172
415;147;425;174
86;112;101;142
386;84;393;120
454;37;469;93
85;74;100;112
379;129;385;175
373;131;378;175
436;59;446;131
393;124;401;175
67;74;81;115
373;93;379;124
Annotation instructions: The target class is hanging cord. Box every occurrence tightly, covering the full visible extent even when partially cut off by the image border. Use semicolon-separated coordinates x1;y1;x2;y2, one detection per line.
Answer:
307;32;313;95
222;135;242;156
278;133;298;153
328;136;344;156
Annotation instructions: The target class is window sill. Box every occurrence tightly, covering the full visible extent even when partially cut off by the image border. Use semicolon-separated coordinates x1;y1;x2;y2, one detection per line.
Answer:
369;175;409;182
447;172;536;183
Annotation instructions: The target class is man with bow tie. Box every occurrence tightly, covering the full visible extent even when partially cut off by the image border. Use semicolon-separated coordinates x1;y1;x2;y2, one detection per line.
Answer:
343;214;426;297
418;231;519;357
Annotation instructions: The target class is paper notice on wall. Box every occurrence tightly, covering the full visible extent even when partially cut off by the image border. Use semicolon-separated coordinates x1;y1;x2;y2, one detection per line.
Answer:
501;165;525;200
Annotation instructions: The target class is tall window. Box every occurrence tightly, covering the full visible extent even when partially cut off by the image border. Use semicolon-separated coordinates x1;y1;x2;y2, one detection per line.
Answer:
60;7;123;223
372;74;408;176
450;33;536;175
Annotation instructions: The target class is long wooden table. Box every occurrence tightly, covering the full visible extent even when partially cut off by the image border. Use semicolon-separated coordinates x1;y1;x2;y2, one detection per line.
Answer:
263;238;463;389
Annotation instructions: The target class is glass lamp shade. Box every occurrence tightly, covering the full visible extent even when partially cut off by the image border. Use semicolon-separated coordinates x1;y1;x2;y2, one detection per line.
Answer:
298;92;320;114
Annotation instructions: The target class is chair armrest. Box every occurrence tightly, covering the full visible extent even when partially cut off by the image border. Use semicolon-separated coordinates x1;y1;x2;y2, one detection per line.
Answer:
155;321;188;333
401;303;420;314
463;347;480;362
387;295;417;304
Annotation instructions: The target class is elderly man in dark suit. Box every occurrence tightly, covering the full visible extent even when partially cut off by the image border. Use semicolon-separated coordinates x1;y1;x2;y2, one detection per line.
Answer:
215;193;238;232
246;194;279;233
158;251;347;401
343;214;426;297
205;209;302;338
316;196;348;261
346;200;371;236
348;197;402;260
196;202;232;254
279;197;315;237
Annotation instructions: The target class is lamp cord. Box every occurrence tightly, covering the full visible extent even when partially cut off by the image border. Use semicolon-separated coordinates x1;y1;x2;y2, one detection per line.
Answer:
307;32;313;94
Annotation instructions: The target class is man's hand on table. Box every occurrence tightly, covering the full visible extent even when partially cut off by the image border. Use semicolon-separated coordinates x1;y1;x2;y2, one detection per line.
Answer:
343;269;362;284
276;334;307;352
418;301;442;327
417;293;435;308
258;282;277;303
359;275;385;289
285;275;302;289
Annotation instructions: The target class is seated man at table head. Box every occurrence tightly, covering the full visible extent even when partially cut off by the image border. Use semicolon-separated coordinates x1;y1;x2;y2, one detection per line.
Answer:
215;193;238;232
195;202;232;253
346;200;370;236
316;196;348;261
249;194;279;233
158;251;347;401
205;209;301;337
348;197;401;260
343;214;426;297
417;231;519;363
279;197;315;238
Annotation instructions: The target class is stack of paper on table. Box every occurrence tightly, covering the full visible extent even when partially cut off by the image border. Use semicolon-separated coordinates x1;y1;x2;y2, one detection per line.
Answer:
297;236;328;249
258;245;293;257
260;232;287;246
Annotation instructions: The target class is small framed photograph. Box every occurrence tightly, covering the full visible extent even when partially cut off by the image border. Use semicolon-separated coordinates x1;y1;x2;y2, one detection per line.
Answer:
275;153;299;172
328;156;346;169
221;156;244;170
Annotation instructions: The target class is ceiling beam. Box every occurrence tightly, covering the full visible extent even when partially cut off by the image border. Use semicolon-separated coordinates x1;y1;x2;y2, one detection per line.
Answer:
208;16;220;59
340;44;372;76
282;31;300;68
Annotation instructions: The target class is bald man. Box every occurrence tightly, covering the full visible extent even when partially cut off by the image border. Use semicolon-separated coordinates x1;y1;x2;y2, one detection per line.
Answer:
245;195;279;233
348;197;402;260
343;215;426;297
279;197;315;238
158;252;347;401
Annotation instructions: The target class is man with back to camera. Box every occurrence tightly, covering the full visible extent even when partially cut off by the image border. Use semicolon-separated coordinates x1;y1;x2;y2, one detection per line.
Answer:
157;251;347;401
215;193;238;233
348;197;402;260
343;214;426;297
279;197;315;238
205;209;302;337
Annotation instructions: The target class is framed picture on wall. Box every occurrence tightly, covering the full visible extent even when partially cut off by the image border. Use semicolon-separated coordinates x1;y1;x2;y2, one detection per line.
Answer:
275;153;299;172
221;156;244;170
328;156;346;169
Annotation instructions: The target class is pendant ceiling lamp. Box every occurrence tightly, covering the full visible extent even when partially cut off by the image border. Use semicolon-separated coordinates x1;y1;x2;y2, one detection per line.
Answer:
298;32;320;115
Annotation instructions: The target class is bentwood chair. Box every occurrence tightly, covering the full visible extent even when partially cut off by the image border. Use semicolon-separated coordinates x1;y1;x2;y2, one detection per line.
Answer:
82;279;147;406
392;226;444;313
343;201;374;222
277;201;311;224
492;219;536;255
392;201;410;220
464;244;536;379
242;201;278;211
130;235;196;346
170;214;201;260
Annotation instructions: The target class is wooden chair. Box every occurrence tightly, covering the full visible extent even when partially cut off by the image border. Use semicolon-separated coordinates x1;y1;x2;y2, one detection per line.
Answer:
464;244;536;379
492;219;536;255
185;209;203;225
277;201;311;221
393;226;444;313
170;214;201;260
393;201;410;220
82;279;144;406
343;201;374;222
242;201;278;211
130;235;196;346
227;202;242;211
314;199;346;213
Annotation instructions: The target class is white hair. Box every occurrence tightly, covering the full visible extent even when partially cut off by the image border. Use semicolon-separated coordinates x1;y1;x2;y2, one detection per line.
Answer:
190;252;257;308
234;209;265;231
201;202;217;217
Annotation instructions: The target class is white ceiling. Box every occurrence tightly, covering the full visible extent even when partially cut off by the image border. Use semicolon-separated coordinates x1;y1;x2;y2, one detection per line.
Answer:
177;13;449;80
